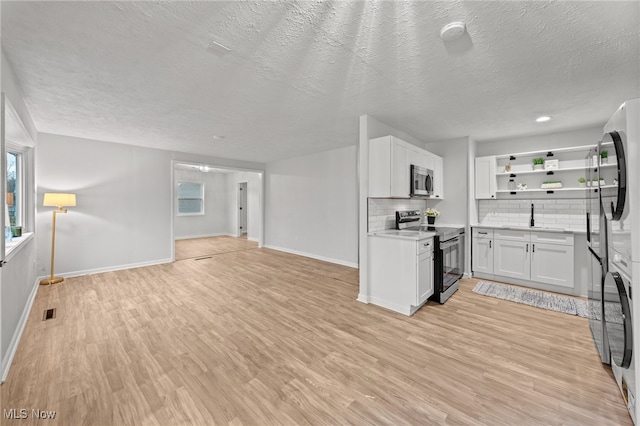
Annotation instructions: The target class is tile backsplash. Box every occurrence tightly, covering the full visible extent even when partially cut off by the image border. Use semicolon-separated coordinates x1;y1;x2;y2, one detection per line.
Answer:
478;199;586;230
368;198;427;232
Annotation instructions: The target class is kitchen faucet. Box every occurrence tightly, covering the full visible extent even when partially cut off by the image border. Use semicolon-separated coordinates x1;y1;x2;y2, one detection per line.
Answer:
530;203;535;227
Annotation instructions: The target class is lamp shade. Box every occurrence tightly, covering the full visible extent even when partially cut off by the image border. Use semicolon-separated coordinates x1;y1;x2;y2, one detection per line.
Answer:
43;193;76;208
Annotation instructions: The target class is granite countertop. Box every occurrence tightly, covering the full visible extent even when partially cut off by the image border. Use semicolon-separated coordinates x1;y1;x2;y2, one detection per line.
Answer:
471;223;586;234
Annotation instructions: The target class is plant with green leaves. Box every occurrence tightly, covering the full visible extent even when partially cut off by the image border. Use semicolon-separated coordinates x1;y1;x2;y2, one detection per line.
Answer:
600;150;608;159
578;177;586;183
532;158;544;165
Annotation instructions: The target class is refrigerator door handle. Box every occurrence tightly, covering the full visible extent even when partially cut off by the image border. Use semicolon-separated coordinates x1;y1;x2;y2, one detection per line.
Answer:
588;246;602;265
586;212;591;243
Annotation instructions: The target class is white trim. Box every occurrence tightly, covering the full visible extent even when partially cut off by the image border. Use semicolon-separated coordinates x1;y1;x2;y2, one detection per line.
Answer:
1;277;39;383
247;237;259;242
174;233;235;241
36;258;174;281
367;296;418;316
357;294;370;303
263;244;358;269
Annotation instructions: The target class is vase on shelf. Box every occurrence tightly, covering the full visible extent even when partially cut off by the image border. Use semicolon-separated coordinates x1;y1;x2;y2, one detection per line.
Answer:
427;216;436;225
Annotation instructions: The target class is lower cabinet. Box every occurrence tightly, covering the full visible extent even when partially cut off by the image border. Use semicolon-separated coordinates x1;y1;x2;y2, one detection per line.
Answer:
368;235;434;315
472;227;575;294
494;239;530;280
472;229;493;274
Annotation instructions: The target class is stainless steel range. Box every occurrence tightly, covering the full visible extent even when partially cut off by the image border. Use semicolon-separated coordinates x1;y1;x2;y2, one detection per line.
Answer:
396;211;465;303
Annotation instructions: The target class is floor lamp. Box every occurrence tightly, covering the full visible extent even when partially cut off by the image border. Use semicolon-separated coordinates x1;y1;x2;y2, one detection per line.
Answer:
40;193;76;285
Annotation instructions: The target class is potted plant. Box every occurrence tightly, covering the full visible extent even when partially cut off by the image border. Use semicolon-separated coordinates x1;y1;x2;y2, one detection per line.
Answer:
532;157;545;170
578;177;586;188
600;150;608;165
425;208;440;225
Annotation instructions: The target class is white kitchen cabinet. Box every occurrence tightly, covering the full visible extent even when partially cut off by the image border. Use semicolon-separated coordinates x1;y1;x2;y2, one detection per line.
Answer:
473;227;576;294
433;154;444;199
369;135;444;200
529;238;575;288
417;245;434;305
472;229;493;274
475;156;497;199
494;238;530;280
369;136;410;198
368;235;434;315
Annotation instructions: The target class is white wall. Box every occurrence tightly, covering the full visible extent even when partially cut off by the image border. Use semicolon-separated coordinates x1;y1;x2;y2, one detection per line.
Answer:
1;51;39;381
476;126;603;156
265;145;358;267
425;137;469;228
174;169;232;239
36;133;265;276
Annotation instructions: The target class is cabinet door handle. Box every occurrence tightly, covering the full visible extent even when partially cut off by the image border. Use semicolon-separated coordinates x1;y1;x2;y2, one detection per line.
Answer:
479;232;488;235
532;244;535;253
526;243;529;253
489;240;492;248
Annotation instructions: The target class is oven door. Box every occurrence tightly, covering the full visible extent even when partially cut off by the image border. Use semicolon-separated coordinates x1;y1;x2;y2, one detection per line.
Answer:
441;235;463;291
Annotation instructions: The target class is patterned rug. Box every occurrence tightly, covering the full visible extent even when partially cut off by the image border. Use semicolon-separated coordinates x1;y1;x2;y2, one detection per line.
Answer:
473;281;589;318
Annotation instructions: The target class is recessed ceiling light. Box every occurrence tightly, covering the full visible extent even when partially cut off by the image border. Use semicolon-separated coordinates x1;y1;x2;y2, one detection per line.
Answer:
440;22;466;42
212;135;225;140
536;116;552;123
206;40;231;56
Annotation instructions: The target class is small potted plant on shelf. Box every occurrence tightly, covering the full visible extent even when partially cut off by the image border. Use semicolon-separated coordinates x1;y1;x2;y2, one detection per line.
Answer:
578;177;586;187
532;157;545;170
425;208;440;225
600;150;608;165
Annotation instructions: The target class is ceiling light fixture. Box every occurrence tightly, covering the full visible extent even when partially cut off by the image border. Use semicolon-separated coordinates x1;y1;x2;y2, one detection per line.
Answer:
206;40;231;56
440;22;466;42
212;135;225;140
536;116;552;123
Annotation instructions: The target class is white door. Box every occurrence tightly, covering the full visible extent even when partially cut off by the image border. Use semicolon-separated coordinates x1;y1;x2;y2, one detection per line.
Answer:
530;242;574;288
417;251;434;305
433;155;444;199
238;182;248;236
391;140;409;197
473;237;494;274
475;156;497;199
494;239;530;280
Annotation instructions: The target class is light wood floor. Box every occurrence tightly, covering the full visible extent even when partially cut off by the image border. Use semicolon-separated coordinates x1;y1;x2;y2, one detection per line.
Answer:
1;246;631;425
175;235;258;261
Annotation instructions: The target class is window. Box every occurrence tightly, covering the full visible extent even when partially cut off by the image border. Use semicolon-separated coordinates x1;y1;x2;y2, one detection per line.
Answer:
7;151;20;228
177;182;204;215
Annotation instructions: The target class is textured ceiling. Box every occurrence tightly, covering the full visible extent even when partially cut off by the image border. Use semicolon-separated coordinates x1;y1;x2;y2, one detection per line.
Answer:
2;1;639;163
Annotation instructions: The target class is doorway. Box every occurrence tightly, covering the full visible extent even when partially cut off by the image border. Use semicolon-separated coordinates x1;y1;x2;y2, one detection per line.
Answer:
237;182;248;237
171;162;264;261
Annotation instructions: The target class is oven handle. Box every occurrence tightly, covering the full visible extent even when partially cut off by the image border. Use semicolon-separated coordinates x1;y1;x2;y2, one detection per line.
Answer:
440;237;459;250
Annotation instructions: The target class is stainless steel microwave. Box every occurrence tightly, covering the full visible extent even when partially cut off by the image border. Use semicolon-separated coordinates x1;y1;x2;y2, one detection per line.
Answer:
410;165;433;197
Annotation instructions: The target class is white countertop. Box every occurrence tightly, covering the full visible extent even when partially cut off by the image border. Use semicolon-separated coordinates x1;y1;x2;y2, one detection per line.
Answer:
471;223;586;234
369;229;436;241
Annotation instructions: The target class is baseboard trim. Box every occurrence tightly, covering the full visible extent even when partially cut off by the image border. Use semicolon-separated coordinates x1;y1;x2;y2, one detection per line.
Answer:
175;233;234;240
1;278;39;384
263;245;358;269
357;294;370;304
35;258;174;282
247;237;259;242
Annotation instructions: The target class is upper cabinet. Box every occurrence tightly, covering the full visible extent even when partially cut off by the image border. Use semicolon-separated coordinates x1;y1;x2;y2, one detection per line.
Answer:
475;156;497;199
475;144;603;199
369;135;444;199
369;136;410;198
432;154;444;199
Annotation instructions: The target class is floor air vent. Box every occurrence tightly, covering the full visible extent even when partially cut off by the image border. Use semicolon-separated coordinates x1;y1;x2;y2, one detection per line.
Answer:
43;308;56;321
